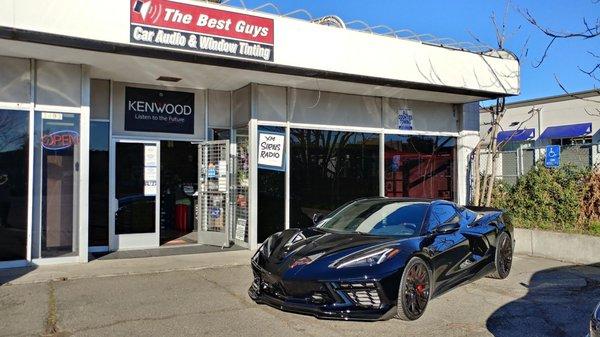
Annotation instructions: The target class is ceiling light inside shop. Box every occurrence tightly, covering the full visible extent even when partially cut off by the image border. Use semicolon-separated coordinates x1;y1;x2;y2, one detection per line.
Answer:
156;76;182;82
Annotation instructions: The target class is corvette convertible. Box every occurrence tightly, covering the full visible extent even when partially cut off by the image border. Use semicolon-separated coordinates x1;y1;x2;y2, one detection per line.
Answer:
249;197;514;321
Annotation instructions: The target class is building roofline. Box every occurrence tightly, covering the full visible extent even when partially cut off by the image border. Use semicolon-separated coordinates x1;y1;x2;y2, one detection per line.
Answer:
218;0;512;57
0;26;514;100
501;88;600;109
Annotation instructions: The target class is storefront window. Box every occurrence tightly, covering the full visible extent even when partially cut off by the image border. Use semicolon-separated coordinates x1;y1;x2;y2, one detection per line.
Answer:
89;121;109;247
290;129;379;228
0;110;29;261
35;112;80;257
384;135;455;200
257;126;285;242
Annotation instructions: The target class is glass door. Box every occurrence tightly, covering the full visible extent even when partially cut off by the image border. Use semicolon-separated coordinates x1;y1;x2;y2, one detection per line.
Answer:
109;139;160;250
32;112;80;259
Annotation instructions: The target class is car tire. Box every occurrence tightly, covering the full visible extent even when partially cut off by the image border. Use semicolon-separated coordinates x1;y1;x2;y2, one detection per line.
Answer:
489;232;513;279
395;257;432;321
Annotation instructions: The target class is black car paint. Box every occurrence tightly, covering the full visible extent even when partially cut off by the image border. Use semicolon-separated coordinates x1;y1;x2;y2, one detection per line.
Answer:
591;301;600;337
249;198;512;321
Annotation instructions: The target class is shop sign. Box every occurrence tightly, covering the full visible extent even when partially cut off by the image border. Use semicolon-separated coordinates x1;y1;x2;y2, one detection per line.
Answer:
144;144;158;196
398;108;413;130
218;160;227;192
42;130;80;150
235;218;247;241
258;130;285;171
130;0;274;62
125;87;195;134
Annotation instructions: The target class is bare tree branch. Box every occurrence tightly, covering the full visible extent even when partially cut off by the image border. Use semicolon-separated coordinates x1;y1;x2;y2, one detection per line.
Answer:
521;7;599;76
555;75;600;103
522;8;600;39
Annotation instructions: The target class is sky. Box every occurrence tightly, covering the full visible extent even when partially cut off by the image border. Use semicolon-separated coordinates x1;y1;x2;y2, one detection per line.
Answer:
228;0;599;103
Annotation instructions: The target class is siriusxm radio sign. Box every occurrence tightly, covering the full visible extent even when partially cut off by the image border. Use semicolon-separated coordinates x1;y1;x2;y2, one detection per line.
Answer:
397;108;413;130
125;87;195;134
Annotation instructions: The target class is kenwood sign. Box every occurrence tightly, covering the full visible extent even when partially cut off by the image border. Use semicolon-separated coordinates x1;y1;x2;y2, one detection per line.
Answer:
130;0;275;62
125;87;195;134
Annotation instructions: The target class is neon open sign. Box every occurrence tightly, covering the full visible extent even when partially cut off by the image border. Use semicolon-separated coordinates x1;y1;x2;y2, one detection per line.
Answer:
42;130;80;150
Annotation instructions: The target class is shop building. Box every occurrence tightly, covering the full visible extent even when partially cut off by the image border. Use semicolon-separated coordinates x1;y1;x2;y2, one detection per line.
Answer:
480;89;599;183
0;0;519;268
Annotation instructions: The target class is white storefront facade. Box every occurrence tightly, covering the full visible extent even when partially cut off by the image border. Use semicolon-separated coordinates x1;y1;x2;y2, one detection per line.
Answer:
0;0;519;268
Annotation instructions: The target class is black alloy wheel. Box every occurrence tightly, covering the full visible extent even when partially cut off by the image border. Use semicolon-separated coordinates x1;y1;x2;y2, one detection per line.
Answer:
490;232;513;279
396;257;431;321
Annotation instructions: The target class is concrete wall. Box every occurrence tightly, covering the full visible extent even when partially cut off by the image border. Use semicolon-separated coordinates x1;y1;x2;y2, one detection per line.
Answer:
90;79;109;120
208;90;231;129
256;84;461;134
232;85;250;128
514;228;600;264
288;88;382;128
383;98;458;133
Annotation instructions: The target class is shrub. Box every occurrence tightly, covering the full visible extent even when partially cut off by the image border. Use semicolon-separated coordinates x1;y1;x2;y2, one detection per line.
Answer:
490;162;590;234
579;168;600;232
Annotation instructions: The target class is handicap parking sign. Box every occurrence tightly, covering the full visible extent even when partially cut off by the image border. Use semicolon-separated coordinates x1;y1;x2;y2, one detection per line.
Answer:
210;207;221;219
545;145;560;168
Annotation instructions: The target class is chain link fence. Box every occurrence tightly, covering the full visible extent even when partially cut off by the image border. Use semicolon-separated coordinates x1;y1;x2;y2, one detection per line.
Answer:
480;143;595;185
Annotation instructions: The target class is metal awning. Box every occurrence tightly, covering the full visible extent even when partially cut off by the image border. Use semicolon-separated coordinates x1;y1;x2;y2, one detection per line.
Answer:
539;123;592;140
497;128;536;142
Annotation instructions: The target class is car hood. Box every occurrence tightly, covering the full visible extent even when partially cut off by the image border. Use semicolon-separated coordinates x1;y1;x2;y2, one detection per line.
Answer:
262;227;398;269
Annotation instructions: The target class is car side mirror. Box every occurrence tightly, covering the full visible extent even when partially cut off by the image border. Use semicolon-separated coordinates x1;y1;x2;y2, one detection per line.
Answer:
312;213;323;225
435;222;460;235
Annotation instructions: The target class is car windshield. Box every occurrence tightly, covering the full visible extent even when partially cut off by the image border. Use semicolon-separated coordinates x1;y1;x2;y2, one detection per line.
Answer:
317;199;429;237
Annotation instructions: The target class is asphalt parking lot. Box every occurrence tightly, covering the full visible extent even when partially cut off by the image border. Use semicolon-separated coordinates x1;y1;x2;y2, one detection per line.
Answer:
1;254;599;337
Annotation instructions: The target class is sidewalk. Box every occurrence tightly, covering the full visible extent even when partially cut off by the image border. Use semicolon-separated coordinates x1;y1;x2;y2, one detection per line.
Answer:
0;249;253;285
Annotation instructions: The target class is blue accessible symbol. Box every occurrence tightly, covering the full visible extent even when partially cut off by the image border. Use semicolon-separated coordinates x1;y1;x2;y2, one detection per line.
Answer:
210;207;221;219
544;145;561;168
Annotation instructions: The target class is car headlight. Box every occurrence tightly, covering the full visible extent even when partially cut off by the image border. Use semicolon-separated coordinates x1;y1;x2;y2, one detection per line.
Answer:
329;247;400;269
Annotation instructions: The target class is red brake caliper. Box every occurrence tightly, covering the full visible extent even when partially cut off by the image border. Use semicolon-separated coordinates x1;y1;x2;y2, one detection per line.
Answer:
415;284;425;294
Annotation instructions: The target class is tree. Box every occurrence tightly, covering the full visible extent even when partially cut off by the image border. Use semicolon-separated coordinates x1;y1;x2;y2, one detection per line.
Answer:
521;6;599;82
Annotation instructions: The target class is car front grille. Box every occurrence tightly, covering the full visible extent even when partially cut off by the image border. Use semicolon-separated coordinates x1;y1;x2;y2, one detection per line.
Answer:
337;282;382;308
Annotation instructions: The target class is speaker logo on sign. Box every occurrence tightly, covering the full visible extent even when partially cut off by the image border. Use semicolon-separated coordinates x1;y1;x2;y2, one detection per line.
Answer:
258;131;285;171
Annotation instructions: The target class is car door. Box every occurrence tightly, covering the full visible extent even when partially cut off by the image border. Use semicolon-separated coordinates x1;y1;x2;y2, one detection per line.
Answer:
423;202;472;296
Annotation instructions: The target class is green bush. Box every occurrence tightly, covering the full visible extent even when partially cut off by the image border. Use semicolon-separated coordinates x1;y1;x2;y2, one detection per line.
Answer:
490;162;594;235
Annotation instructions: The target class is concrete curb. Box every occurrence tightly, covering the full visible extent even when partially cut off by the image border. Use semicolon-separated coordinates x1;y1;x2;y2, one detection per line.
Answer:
1;249;254;286
514;228;600;264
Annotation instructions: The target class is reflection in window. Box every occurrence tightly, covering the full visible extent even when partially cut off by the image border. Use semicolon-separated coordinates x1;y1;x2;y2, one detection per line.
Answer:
89;121;109;246
384;135;455;201
290;129;379;228
257;126;285;242
0;110;29;261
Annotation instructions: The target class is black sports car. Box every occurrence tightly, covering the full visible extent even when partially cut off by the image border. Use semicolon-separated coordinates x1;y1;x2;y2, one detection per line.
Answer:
591;301;600;337
249;197;514;321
